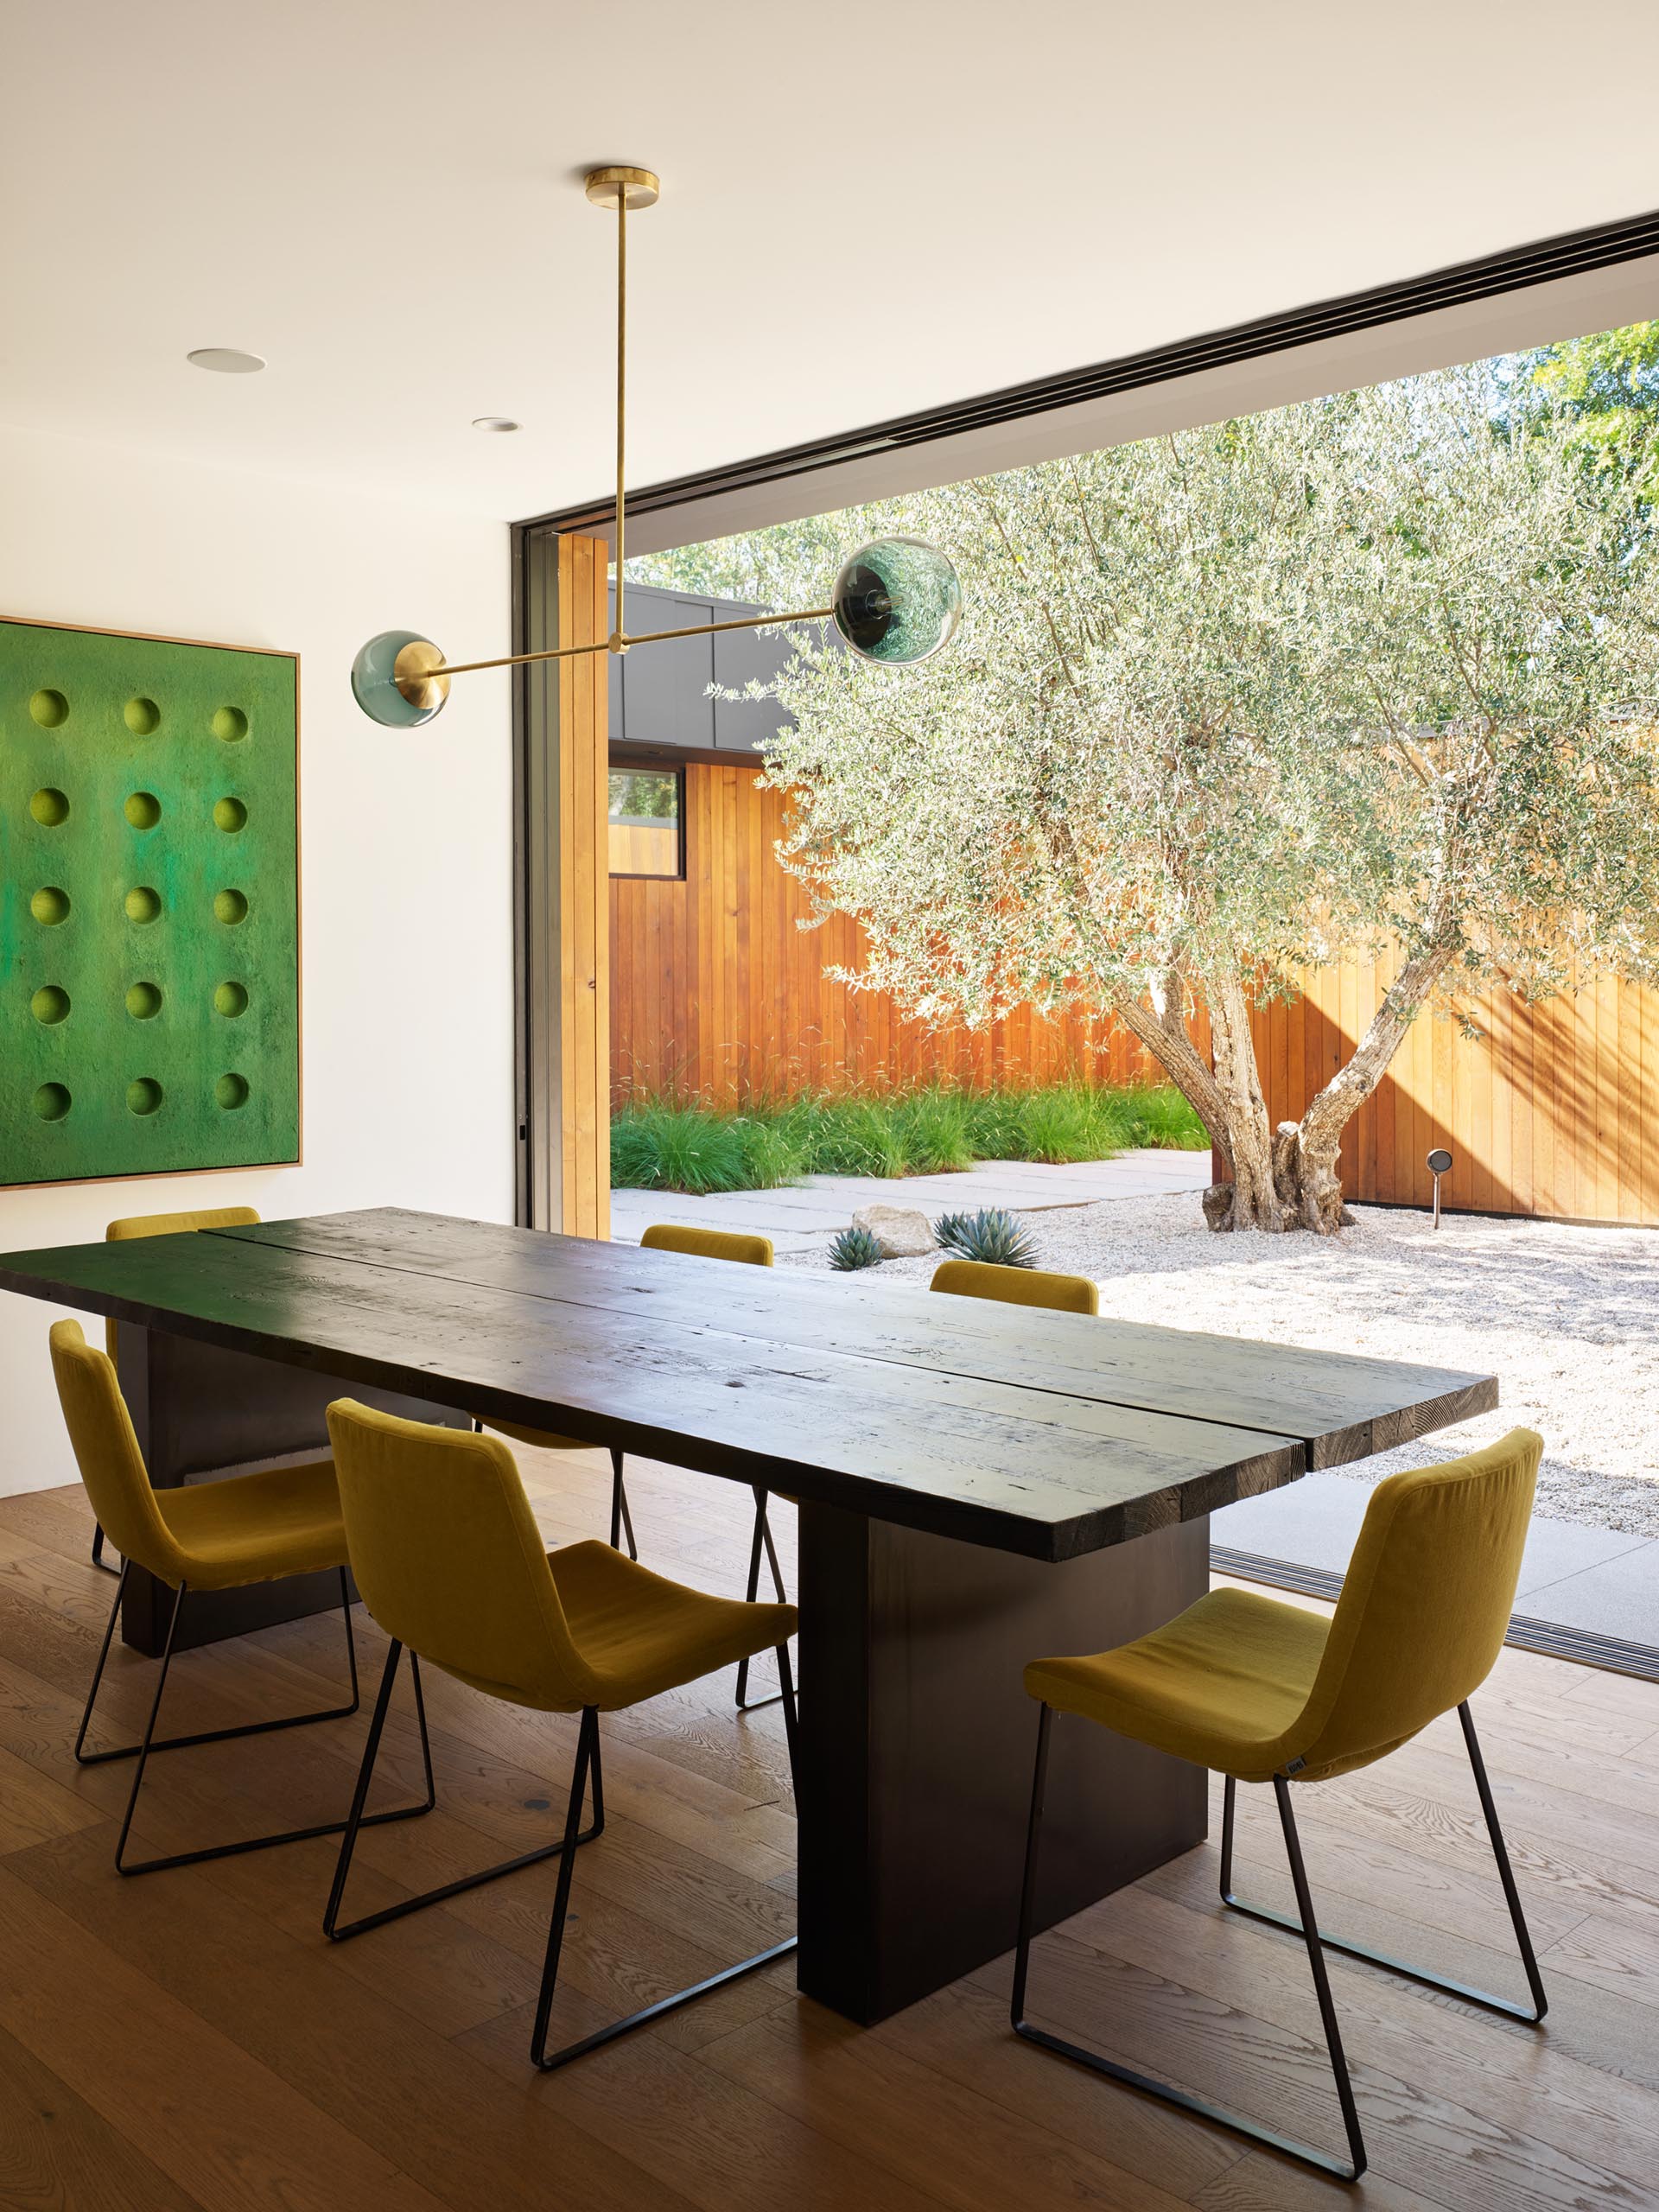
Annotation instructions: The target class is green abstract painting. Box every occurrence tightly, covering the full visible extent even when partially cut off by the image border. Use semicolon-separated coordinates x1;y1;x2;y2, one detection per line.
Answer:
1;618;300;1187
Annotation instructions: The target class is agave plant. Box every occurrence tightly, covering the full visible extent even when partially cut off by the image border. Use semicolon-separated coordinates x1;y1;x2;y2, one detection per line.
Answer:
932;1207;1039;1269
828;1224;884;1271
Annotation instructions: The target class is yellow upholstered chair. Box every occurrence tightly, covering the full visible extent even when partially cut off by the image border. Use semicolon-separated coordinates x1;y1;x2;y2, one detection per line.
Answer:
1011;1429;1548;2183
48;1320;430;1875
89;1205;262;1573
929;1258;1100;1315
321;1399;798;2070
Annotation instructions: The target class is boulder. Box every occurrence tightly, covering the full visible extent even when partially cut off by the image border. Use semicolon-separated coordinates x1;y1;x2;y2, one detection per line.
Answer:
851;1204;938;1259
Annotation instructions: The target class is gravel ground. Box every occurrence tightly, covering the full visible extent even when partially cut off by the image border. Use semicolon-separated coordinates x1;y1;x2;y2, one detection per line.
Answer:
779;1192;1659;1535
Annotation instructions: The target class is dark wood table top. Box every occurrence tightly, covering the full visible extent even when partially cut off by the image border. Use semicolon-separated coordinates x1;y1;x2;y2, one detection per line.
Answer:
0;1206;1497;1562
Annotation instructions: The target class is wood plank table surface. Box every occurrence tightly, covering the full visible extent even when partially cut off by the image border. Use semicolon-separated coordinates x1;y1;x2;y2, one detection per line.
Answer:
0;1205;1497;2024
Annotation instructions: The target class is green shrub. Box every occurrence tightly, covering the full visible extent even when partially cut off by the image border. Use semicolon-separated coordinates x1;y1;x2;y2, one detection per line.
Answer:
733;1115;810;1187
798;1096;912;1178
1007;1086;1106;1163
828;1224;884;1270
933;1207;1039;1268
957;1089;1027;1160
894;1089;976;1174
1119;1084;1211;1150
611;1078;1207;1191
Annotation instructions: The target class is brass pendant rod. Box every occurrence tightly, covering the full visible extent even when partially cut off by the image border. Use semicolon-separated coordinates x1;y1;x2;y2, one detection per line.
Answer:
613;182;627;647
428;603;836;682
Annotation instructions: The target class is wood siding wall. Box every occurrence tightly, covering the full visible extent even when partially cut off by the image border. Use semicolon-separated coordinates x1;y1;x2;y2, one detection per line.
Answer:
610;761;1167;1103
1254;952;1659;1224
609;759;1659;1224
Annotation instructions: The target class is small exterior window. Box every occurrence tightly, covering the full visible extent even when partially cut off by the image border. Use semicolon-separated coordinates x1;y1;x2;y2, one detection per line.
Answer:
608;764;683;879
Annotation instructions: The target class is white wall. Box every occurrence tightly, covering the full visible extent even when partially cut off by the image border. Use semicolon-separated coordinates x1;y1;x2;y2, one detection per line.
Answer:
0;424;514;1493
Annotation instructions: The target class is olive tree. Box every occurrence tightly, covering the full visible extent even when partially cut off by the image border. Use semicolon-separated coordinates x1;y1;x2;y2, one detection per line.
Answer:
638;359;1659;1231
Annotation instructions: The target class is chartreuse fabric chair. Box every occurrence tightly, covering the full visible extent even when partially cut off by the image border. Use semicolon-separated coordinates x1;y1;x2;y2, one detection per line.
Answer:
321;1399;798;2070
635;1224;785;1711
89;1205;262;1574
929;1259;1100;1315
48;1320;431;1876
1011;1429;1548;2183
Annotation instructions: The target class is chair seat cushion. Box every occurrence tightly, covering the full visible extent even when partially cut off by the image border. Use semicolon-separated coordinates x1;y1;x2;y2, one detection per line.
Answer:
156;1459;346;1590
1025;1586;1331;1782
548;1540;797;1711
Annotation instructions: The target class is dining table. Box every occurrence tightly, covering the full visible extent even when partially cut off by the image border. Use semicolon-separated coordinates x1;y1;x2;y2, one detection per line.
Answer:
0;1205;1497;2024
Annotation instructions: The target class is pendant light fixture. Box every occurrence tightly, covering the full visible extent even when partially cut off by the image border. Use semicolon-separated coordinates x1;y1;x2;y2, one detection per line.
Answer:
351;166;963;728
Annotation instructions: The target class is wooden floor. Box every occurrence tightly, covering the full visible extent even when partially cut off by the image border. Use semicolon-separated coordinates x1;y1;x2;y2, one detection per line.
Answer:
2;1449;1657;2212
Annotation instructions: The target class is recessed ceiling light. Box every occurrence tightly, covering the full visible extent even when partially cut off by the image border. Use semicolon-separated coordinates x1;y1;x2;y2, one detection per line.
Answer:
472;416;521;433
188;347;266;374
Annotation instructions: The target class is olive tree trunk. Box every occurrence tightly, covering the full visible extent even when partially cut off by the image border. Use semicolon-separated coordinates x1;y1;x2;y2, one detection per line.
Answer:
1113;936;1459;1235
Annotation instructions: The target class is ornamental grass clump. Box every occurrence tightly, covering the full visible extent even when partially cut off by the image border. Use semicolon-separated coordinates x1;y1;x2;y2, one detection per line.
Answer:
610;1082;1206;1192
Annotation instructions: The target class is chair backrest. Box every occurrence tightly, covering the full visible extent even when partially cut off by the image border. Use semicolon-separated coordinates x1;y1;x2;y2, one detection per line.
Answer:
104;1206;260;1363
640;1223;773;1268
48;1320;185;1583
325;1400;600;1713
1288;1428;1541;1779
930;1259;1099;1316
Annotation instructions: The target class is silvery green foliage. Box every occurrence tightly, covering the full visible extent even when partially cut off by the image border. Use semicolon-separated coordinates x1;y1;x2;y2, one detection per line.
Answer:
636;363;1659;1228
828;1224;883;1271
933;1209;1039;1268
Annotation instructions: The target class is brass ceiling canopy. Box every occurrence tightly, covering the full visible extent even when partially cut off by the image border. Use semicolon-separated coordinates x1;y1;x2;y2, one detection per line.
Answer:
352;167;963;728
582;164;660;211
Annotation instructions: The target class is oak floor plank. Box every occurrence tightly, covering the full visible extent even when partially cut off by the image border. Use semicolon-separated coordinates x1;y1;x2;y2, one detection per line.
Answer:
1191;2148;1448;2211
696;1995;1206;2212
0;1737;106;1854
458;2004;964;2212
0;2019;213;2212
6;1822;699;2212
0;1484;100;1562
865;1975;1245;2202
0;1864;456;2212
1538;1909;1659;2015
1003;1868;1659;2209
1174;1783;1659;2101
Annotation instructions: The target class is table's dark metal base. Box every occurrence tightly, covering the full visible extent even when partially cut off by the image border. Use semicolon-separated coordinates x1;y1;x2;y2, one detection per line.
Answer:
797;1503;1208;2024
114;1324;465;1656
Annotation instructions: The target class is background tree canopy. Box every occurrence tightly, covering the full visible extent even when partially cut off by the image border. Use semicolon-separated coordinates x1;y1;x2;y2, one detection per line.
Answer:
632;332;1659;1232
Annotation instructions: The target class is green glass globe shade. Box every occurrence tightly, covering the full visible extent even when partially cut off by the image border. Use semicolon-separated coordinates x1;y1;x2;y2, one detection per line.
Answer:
351;630;448;727
831;537;962;665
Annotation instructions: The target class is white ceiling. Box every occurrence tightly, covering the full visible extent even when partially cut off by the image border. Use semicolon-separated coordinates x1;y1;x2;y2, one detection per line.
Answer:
8;0;1659;525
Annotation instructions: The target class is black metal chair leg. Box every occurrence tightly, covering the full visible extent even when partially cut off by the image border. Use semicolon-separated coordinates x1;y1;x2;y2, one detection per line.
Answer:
91;1521;120;1576
1220;1701;1548;2024
325;1642;601;1942
609;1447;638;1560
1011;1706;1367;2183
531;1706;796;2072
1272;1775;1368;2177
77;1566;364;1769
94;1571;430;1877
735;1488;789;1713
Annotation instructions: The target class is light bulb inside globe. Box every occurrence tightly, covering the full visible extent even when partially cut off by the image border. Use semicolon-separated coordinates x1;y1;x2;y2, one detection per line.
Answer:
831;537;962;665
351;631;451;727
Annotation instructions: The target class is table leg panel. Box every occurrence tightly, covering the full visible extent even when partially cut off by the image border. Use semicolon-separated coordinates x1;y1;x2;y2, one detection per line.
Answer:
797;1503;1207;2024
